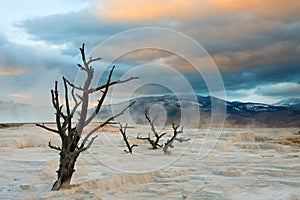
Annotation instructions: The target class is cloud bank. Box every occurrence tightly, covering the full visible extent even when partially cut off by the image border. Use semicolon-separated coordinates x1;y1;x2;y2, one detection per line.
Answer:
0;0;299;121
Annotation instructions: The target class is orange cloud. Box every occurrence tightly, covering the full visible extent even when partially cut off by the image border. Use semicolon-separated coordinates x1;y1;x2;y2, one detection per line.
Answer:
116;48;172;62
95;0;212;21
0;67;28;76
212;42;300;71
95;0;300;22
161;55;216;73
213;0;300;21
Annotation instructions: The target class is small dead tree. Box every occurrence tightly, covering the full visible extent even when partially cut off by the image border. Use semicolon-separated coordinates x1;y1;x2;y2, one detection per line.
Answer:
119;123;138;154
163;123;190;154
36;44;137;191
136;110;166;149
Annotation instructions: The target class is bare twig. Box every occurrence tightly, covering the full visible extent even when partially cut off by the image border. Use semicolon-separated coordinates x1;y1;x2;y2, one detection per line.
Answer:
119;123;138;154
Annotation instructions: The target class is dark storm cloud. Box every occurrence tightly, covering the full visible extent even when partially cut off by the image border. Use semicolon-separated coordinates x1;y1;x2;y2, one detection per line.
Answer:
13;1;300;102
179;12;300;74
222;62;300;92
187;16;300;97
17;6;300;72
16;10;136;53
0;34;80;104
0;35;77;75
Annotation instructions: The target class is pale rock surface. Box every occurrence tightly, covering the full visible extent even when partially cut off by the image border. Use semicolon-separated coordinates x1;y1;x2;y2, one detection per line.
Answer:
0;125;299;199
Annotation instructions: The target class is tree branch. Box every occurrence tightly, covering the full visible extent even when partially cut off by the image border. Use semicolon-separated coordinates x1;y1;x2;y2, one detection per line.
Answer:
36;123;60;135
86;57;102;67
65;79;84;91
76;49;96;137
145;110;159;136
136;133;151;140
79;43;87;69
119;123;138;154
81;101;135;147
143;110;166;148
70;88;82;117
72;135;98;156
77;63;86;71
84;66;115;126
63;77;72;134
131;144;138;149
51;81;64;133
88;76;139;93
163;123;187;154
48;141;61;151
137;133;153;143
79;43;101;70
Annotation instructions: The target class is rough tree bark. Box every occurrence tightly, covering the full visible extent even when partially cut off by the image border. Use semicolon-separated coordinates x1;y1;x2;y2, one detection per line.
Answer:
119;123;138;154
136;110;166;149
36;44;137;191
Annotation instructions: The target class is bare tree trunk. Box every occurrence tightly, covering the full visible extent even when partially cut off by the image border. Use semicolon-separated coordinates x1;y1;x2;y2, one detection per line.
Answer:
36;43;138;191
52;151;79;190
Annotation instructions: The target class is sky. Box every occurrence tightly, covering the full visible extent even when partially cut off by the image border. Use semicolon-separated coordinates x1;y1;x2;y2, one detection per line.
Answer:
0;0;300;122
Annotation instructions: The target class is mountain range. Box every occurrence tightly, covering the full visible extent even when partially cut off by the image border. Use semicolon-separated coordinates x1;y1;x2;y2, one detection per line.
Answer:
99;95;300;128
1;96;299;127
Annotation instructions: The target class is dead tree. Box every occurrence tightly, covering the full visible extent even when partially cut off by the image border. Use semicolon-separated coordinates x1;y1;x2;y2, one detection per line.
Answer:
163;123;190;154
36;44;138;191
136;110;166;149
119;123;138;154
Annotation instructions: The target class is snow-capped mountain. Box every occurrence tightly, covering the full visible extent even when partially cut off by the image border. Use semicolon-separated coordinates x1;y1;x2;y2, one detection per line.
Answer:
129;95;286;114
99;95;300;127
272;98;300;108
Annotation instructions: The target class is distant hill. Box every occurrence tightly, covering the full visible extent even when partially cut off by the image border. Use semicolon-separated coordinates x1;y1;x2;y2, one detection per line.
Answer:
272;98;300;108
98;95;300;128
